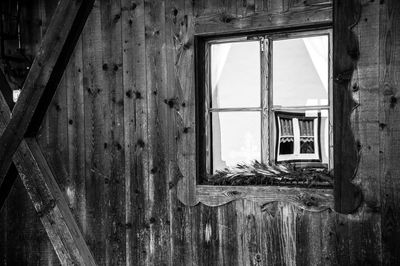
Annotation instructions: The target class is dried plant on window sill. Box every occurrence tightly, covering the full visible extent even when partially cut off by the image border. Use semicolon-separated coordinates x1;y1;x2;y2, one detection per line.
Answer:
205;161;333;188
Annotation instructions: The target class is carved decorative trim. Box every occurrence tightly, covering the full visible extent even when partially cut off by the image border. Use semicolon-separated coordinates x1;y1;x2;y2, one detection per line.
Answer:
198;186;333;212
332;0;363;213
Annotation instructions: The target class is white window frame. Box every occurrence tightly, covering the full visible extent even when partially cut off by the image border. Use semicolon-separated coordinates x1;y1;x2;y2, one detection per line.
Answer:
276;114;321;162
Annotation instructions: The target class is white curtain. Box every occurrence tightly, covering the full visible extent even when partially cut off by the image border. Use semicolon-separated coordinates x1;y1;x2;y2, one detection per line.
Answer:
211;43;232;108
210;43;231;171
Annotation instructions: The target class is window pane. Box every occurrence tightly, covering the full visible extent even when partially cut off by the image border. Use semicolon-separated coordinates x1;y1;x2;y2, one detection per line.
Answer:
212;111;261;172
300;138;315;154
280;140;294;155
273;35;329;107
211;41;261;108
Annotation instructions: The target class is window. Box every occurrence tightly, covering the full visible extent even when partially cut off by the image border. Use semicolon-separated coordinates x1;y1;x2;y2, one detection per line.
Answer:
198;29;332;177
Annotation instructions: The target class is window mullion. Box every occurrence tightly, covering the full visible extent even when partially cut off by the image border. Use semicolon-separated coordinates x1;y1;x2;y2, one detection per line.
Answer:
205;43;212;174
293;118;300;156
261;37;270;164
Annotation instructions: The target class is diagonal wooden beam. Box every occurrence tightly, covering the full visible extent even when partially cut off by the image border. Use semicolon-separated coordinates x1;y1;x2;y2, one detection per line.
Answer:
0;73;97;265
0;69;18;210
0;0;95;189
19;139;97;265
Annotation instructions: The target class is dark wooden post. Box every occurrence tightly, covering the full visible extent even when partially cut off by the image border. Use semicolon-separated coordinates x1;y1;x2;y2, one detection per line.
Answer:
333;0;362;213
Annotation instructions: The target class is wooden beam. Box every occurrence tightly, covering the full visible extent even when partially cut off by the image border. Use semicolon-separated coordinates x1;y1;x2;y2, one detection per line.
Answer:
194;4;332;35
0;79;97;265
0;0;95;190
333;0;362;213
196;185;334;212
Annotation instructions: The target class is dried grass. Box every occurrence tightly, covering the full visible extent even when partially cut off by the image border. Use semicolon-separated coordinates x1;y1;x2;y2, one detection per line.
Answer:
205;161;333;188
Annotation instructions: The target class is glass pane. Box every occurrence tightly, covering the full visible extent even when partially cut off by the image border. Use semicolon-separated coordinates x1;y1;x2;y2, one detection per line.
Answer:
212;111;261;172
280;140;294;155
300;138;315;154
273;35;329;107
211;41;261;108
299;119;315;154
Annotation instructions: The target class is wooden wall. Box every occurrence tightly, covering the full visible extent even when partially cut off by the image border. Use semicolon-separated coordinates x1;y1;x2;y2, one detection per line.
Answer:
0;0;399;265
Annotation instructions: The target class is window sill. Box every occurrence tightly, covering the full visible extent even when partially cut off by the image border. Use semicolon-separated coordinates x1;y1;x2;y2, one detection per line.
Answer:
178;183;333;212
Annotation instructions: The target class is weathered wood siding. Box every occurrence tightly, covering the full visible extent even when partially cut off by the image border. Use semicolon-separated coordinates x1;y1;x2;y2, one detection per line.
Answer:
0;0;399;265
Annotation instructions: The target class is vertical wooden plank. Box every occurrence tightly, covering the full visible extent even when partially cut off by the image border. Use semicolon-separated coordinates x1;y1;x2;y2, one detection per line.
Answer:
176;0;198;204
217;202;239;265
121;0;148;265
144;0;171;264
164;0;188;266
241;200;263;266
333;0;362;213
278;203;298;266
319;211;338;265
81;1;106;263
175;1;201;265
197;204;219;266
352;0;380;214
380;0;400;264
100;0;126;264
296;211;324;266
66;37;87;233
349;1;382;264
38;66;69;198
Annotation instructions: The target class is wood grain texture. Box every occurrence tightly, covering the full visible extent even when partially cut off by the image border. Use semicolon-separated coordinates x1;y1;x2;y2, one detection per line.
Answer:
379;0;400;264
144;0;171;265
3;0;399;265
176;0;198;206
100;0;126;263
65;36;86;231
121;0;148;264
81;1;107;263
197;185;333;212
332;0;362;213
194;4;331;35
